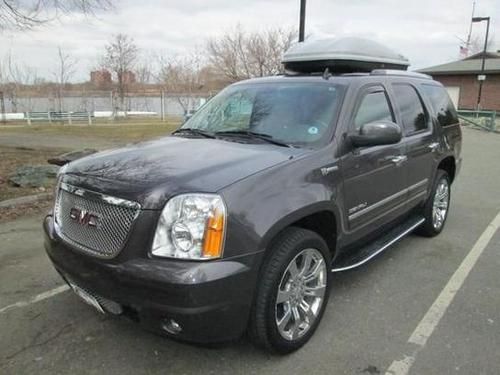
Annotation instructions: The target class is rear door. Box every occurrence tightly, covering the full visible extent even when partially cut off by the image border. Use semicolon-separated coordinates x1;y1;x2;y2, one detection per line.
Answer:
390;83;436;205
341;84;408;232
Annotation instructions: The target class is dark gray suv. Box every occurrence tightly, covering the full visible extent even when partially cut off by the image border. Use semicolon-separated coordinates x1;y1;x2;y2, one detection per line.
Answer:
44;70;462;353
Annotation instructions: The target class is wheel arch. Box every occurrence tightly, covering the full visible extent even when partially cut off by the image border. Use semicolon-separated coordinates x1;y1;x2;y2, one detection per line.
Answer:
260;202;340;259
437;156;456;183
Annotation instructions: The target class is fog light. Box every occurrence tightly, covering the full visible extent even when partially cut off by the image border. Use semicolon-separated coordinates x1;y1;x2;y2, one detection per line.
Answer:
162;318;182;335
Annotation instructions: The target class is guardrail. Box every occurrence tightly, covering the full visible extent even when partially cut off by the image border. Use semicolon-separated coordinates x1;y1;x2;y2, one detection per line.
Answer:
457;110;497;132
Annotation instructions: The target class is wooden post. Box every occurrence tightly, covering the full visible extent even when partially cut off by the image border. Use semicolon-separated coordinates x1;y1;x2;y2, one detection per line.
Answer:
0;91;6;124
27;111;31;126
88;111;92;125
47;111;52;124
68;112;72;125
161;91;165;122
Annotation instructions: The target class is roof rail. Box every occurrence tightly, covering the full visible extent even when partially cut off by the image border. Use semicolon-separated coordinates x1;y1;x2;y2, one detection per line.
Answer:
370;69;432;80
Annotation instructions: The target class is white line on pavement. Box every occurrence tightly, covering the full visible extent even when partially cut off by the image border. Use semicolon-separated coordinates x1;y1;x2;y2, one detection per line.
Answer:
0;285;70;315
386;210;500;375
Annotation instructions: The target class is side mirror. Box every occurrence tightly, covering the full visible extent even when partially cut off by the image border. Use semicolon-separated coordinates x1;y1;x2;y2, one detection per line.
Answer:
349;121;402;147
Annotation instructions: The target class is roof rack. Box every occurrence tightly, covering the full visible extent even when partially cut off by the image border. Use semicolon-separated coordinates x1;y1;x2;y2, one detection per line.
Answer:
370;69;432;80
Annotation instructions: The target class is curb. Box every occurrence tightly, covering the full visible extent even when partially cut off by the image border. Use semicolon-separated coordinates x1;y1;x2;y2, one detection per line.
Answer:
0;193;53;209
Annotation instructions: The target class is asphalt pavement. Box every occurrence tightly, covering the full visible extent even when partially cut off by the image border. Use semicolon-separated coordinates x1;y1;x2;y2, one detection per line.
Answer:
0;127;499;374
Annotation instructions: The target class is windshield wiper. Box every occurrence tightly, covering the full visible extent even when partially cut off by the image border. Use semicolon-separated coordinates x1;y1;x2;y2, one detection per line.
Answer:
214;130;291;148
172;128;216;139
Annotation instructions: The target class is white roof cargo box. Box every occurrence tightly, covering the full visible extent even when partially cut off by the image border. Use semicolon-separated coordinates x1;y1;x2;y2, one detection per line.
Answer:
282;37;410;73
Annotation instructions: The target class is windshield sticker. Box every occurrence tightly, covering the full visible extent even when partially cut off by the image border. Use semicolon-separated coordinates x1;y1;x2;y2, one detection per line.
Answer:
308;126;319;135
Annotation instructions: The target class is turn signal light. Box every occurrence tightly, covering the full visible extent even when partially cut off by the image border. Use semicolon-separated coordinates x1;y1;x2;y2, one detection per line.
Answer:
202;208;225;258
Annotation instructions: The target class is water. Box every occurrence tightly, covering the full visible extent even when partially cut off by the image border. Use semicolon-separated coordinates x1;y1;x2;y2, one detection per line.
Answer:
3;95;207;116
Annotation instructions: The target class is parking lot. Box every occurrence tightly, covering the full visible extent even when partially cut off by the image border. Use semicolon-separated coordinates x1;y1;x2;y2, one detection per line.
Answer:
1;126;499;375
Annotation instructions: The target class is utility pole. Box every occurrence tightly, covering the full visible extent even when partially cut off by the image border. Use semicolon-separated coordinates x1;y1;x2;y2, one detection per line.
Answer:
299;0;306;42
472;16;490;109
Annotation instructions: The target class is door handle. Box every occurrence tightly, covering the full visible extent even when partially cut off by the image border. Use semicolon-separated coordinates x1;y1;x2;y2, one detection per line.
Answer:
390;155;408;165
428;142;439;151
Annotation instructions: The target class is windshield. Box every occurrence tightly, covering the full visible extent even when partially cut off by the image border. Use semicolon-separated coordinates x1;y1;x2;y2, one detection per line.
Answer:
181;82;344;147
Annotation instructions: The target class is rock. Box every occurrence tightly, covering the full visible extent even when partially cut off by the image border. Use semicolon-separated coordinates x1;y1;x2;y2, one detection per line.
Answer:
48;149;98;166
8;165;60;188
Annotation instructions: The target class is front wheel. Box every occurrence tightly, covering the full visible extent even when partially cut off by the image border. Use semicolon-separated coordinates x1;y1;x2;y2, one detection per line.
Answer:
248;227;331;354
416;169;451;237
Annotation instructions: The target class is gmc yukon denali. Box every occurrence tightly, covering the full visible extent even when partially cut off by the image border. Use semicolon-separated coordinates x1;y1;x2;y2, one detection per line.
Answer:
44;69;462;353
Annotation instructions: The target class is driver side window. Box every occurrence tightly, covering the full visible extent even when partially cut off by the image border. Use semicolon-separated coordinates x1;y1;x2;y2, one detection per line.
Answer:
354;90;394;131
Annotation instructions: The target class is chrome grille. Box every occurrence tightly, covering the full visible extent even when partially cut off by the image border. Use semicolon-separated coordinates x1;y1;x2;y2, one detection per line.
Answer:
55;182;140;258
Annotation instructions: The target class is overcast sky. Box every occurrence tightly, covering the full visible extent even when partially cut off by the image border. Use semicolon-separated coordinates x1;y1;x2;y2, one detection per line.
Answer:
0;0;498;81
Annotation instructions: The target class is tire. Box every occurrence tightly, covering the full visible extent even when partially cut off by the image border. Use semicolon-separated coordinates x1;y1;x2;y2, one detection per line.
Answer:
248;227;332;354
416;169;451;237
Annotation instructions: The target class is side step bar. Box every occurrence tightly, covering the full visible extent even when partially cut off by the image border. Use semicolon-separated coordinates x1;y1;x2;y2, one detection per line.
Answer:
331;216;425;272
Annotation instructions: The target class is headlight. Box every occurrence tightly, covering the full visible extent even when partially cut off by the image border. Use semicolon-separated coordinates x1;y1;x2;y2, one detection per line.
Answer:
152;194;226;260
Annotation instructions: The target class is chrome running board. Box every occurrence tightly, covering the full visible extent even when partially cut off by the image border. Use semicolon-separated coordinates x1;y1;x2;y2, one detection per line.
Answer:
331;216;425;272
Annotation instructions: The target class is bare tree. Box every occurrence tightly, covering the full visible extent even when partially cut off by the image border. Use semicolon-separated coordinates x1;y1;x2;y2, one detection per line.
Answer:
467;34;496;56
207;25;296;82
157;51;205;113
103;33;138;111
53;47;77;112
0;51;38;112
0;0;113;31
135;54;154;84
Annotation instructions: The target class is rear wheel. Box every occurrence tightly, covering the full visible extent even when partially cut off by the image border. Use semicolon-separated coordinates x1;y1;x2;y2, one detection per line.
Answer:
416;169;451;237
249;227;331;354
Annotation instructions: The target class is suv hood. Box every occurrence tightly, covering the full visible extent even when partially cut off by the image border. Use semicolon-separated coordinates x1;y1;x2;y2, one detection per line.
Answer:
65;136;304;209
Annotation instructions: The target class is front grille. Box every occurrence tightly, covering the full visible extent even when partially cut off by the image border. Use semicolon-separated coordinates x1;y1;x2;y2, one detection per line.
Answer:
54;182;140;258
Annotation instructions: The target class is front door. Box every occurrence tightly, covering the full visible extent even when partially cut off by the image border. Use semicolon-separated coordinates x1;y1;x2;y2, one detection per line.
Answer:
341;85;408;233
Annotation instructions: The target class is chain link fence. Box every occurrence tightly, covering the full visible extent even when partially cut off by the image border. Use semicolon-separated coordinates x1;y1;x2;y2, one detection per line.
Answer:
0;91;209;124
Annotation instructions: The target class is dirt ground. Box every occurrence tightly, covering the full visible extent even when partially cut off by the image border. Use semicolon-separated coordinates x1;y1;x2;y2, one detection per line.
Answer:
0;146;65;201
0;199;53;224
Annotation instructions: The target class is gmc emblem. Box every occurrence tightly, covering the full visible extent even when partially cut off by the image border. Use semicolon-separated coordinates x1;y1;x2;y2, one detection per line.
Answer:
69;207;100;228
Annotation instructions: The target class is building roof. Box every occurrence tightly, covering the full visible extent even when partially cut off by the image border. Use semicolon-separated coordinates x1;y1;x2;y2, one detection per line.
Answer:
418;51;500;75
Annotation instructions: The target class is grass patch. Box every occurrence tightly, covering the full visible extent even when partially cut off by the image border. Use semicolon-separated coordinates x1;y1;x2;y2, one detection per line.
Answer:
0;119;181;143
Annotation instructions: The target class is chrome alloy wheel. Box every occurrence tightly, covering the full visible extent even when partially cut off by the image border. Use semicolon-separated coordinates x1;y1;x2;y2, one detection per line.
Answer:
432;178;449;230
275;248;327;341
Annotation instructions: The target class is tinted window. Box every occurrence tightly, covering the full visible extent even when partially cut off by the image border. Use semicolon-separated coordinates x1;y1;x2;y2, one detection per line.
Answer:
421;84;459;127
354;91;393;130
392;84;428;133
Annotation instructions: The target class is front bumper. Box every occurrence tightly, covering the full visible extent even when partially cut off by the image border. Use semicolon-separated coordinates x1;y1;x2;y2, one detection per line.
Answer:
43;215;263;343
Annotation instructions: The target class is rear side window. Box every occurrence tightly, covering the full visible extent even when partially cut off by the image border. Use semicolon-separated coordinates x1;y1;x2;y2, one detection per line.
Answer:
392;84;428;133
354;90;393;130
420;85;459;127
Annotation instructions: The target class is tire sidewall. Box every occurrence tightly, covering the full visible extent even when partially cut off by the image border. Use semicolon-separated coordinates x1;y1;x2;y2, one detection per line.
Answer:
265;232;332;353
419;170;451;236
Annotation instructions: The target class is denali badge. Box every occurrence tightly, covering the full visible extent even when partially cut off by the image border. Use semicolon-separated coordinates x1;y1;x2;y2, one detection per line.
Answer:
69;207;100;228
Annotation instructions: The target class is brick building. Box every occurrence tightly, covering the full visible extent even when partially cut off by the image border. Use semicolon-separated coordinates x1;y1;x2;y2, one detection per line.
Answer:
119;70;136;85
418;51;500;111
90;69;112;88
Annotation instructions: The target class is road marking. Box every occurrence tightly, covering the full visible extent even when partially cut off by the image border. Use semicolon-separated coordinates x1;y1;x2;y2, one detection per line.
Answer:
0;285;70;315
386;211;500;375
